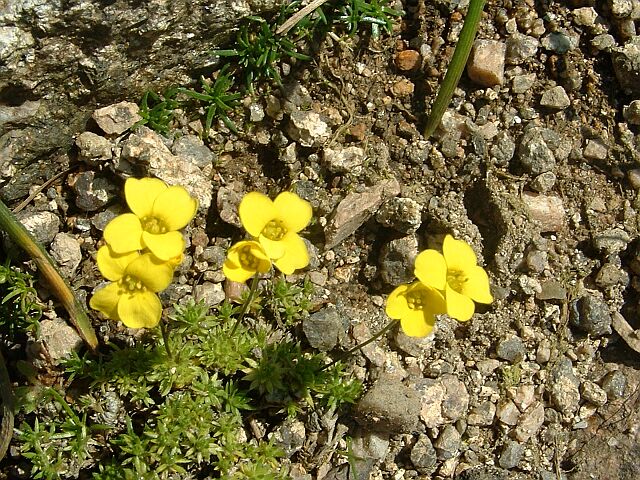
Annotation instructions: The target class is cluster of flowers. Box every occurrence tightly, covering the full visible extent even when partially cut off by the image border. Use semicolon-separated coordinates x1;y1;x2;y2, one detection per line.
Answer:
223;191;312;283
386;235;493;337
90;178;198;329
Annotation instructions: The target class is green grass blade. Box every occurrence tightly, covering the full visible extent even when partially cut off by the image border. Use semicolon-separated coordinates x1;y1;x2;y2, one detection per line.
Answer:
424;0;486;138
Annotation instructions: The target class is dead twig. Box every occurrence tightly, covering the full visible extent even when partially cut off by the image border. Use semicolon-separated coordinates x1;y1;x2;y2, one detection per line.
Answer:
276;0;331;36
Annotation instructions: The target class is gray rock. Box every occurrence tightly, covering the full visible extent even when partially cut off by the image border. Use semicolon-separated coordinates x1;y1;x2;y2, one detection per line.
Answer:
490;131;516;166
270;419;305;458
537;280;567;300
591;34;616;52
496;335;526;363
505;33;539;64
324;178;401;249
247;102;265;122
499;440;524;469
514;401;544;441
75;132;112;164
456;466;511;480
322;145;365;173
0;26;34;62
583;139;608;160
171;135;216;169
69;171;116;211
281;82;313;110
581;381;608;406
623;100;640;124
511;73;537;94
286;111;330;147
610;0;634;18
573;7;599;27
440;374;470;422
0;100;41;130
570;295;613;337
518;127;556;174
467;40;506;87
434;424;461;460
496;399;520;426
193;282;225;306
410;435;437;475
612;36;640;94
17;210;60;245
467;400;496;426
530;171;556;193
541;31;580;53
348;433;389;480
375;197;422;234
379;234;419;286
540;86;571;110
50;233;82;278
595;263;629;288
355;379;421;433
302;307;347;351
600;370;626;399
39;317;83;363
92;102;141;135
548;358;581;415
593;227;630;255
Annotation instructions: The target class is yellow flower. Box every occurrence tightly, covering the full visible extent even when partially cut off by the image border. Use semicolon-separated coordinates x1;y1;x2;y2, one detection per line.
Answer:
238;191;311;275
103;177;198;261
223;240;272;283
89;245;174;328
414;235;493;321
385;281;446;337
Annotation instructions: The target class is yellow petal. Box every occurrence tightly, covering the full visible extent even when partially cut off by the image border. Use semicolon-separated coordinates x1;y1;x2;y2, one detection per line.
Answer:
443;235;479;271
239;192;277;237
223;260;255;283
258;235;286;260
152;185;198;231
89;283;121;321
125;177;167;218
103;214;144;253
274;192;312;233
445;283;475;321
400;308;435;337
414;249;447;290
246;241;270;261
117;291;162;329
461;266;493;304
273;234;309;275
125;253;175;292
96;246;139;281
385;284;411;319
420;285;447;316
142;231;185;261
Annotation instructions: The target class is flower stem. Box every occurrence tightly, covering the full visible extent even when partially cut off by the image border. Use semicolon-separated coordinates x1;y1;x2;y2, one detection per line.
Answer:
322;319;400;371
159;320;173;360
230;274;260;335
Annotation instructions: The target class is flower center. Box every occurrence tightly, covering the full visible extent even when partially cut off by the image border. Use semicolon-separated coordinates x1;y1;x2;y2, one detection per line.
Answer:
406;290;429;311
141;216;168;234
238;245;260;270
120;274;146;294
262;219;287;241
447;269;468;293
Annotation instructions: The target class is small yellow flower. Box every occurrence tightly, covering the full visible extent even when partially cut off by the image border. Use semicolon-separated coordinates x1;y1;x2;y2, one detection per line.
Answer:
89;245;175;328
239;191;311;275
103;177;198;261
386;281;446;337
223;240;272;283
414;235;493;321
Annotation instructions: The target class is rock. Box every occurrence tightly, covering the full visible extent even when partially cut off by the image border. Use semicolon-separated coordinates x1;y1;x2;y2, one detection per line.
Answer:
270;419;305;457
75;132;112;165
581;381;608;406
395;50;421;71
540;86;571;109
548;358;581;415
39;318;83;363
379;234;419;286
416;374;469;428
583;139;608;160
518;127;557;174
171;135;216;169
591;34;616;52
496;399;520;426
410;435;437;475
324;178;401;249
92;102;141;135
623;100;640;124
612;36;640;95
375;197;422;234
50;233;82;278
456;466;511;480
499;440;524;469
395;329;434;357
505;33;539;64
496;335;526;363
302;307;347;351
17;211;60;246
530;172;557;193
541;31;580;53
286;111;330;147
391;78;415;97
355;379;421;433
610;0;634;18
281;82;313;110
511;73;537;94
348;433;389;480
593;227;630;255
467;40;506;87
467;401;496;426
434;425;461;460
192;282;225;306
68;171;116;211
600;369;626;399
514;401;544;441
322;146;366;173
595;263;629;288
490;131;516;166
537;280;567;300
522;192;565;232
570;294;613;337
440;374;470;422
573;7;599;26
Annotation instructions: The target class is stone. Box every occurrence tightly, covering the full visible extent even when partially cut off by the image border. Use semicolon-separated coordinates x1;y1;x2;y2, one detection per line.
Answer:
570;294;613;337
600;370;626;399
302;307;347;351
457;466;511;480
391;78;415;97
410;435;437;475
595;263;629;288
591;34;616;52
593;227;630;255
623;100;640;124
270;420;305;458
75;132;112;164
610;0;634;18
499;440;524;469
548;358;581;415
467;401;496;426
612;36;640;95
581;381;608;406
375;197;422;234
379;234;419;286
39;318;83;363
355;379;421;433
16;211;59;246
434;424;461;460
324;178;401;249
171;135;216;169
286;111;330;147
505;33;539;64
540;86;571;109
541;31;580;53
50;233;82;278
440;374;470;422
573;7;599;26
496;335;526;363
518;127;557;174
522;192;565;232
514;401;544;441
530;172;557;193
68;171;116;211
395;50;421;71
92;101;141;135
537;280;567;300
583;139;608;160
511;73;537;94
490;131;516;166
192;282;225;306
467;40;506;87
322;146;366;173
496;399;520;426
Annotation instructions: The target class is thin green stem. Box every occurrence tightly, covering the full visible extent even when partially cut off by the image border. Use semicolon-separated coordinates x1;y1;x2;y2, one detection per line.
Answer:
322;319;400;371
0;350;14;461
230;274;260;336
160;320;173;360
424;0;486;138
